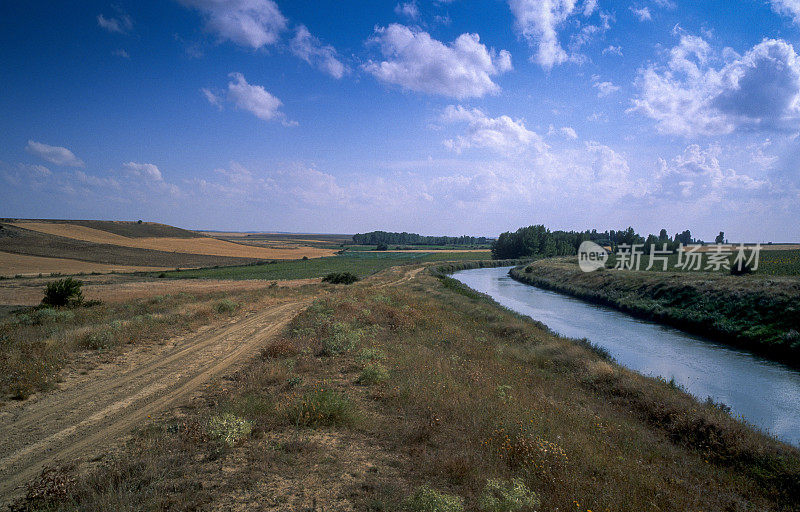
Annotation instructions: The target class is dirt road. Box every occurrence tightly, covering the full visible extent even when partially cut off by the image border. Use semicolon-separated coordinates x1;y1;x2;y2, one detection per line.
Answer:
0;300;308;502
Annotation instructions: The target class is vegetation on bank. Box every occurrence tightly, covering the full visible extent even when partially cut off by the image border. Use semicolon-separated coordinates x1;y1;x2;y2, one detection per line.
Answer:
12;267;798;511
510;259;800;365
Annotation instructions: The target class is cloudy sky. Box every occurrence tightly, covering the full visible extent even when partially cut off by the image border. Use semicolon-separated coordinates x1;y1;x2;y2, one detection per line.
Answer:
2;0;800;241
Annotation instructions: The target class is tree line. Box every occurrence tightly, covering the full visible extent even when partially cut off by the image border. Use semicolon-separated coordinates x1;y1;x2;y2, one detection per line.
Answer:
491;225;719;259
352;231;489;246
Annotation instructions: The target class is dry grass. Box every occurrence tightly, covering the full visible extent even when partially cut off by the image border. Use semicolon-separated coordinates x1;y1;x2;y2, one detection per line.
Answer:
10;268;798;511
0;251;164;277
10;222;336;259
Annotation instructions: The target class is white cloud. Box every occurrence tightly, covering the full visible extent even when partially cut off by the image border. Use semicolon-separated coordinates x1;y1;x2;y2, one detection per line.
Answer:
112;49;130;59
630;6;652;21
582;0;599;17
507;0;577;69
364;24;512;99
549;125;578;139
123;162;163;181
631;35;800;136
25;141;84;167
442;105;546;155
290;25;347;79
655;145;765;200
602;45;622;56
770;0;800;23
97;12;133;33
203;73;293;125
394;1;419;19
178;0;287;49
591;75;620;97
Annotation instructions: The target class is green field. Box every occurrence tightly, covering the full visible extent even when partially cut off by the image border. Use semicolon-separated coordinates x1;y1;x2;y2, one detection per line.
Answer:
160;250;492;280
606;249;800;276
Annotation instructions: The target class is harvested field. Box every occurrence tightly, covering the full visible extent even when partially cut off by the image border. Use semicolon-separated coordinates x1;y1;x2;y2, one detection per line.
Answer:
0;224;258;269
0;251;164;278
9;222;337;259
6;219;201;238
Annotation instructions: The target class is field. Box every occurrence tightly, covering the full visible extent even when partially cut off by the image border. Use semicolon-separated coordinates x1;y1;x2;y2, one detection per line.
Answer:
159;250;493;280
0;220;345;277
2;263;797;511
0;251;165;277
606;249;800;276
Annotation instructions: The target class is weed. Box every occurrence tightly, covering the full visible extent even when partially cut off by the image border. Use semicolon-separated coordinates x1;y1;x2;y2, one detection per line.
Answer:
358;347;388;361
478;478;539;512
214;299;239;313
357;363;389;385
403;485;464;512
321;322;360;355
207;413;252;446
287;387;357;427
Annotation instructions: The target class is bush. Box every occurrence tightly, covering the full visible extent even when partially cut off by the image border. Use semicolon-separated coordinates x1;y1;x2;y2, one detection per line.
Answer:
403;485;464;512
287;387;356;427
41;278;83;307
357;347;387;361
214;299;239;313
375;242;389;251
478;478;539;512
321;322;360;355
356;363;389;385
207;413;252;446
322;272;359;285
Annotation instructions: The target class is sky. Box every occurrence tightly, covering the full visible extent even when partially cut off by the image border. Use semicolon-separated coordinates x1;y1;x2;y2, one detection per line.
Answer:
1;0;800;241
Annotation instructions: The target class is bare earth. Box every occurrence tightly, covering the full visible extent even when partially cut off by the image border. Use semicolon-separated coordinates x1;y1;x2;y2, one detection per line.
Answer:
0;298;310;502
10;222;337;260
0;277;321;307
0;251;166;277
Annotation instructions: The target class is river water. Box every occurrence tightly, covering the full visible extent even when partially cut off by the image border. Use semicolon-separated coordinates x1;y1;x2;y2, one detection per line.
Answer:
452;266;800;446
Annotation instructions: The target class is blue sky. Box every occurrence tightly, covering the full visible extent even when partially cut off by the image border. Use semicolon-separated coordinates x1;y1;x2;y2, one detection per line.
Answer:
2;0;800;241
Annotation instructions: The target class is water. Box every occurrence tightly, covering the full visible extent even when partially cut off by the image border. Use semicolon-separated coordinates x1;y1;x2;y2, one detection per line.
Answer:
452;266;800;446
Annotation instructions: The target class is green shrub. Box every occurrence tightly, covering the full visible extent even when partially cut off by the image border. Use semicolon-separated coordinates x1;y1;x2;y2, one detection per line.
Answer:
214;299;239;313
18;308;75;325
356;363;389;385
357;347;387;361
321;322;360;355
403;485;464;512
79;327;116;350
322;272;359;285
478;478;539;512
287;388;356;427
41;278;83;307
208;413;252;446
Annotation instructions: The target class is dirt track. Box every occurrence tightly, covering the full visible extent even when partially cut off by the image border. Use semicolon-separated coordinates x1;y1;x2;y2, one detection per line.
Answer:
0;299;308;502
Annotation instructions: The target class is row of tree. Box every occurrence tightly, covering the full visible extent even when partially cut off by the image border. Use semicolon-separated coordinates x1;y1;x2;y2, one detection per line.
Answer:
491;225;722;259
352;231;489;246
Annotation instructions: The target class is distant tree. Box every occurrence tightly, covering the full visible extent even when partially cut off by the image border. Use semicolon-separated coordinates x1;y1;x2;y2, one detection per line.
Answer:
715;231;725;244
375;242;388;251
658;229;668;241
137;219;143;224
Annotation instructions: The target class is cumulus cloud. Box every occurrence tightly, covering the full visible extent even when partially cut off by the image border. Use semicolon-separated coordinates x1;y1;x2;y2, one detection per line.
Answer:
770;0;800;23
97;11;133;33
602;45;622;56
507;0;577;69
363;24;512;99
178;0;287;49
631;35;800;136
290;25;347;79
548;125;578;139
203;73;293;125
591;75;620;97
394;1;419;19
442;105;545;155
25;141;84;167
654;145;765;200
